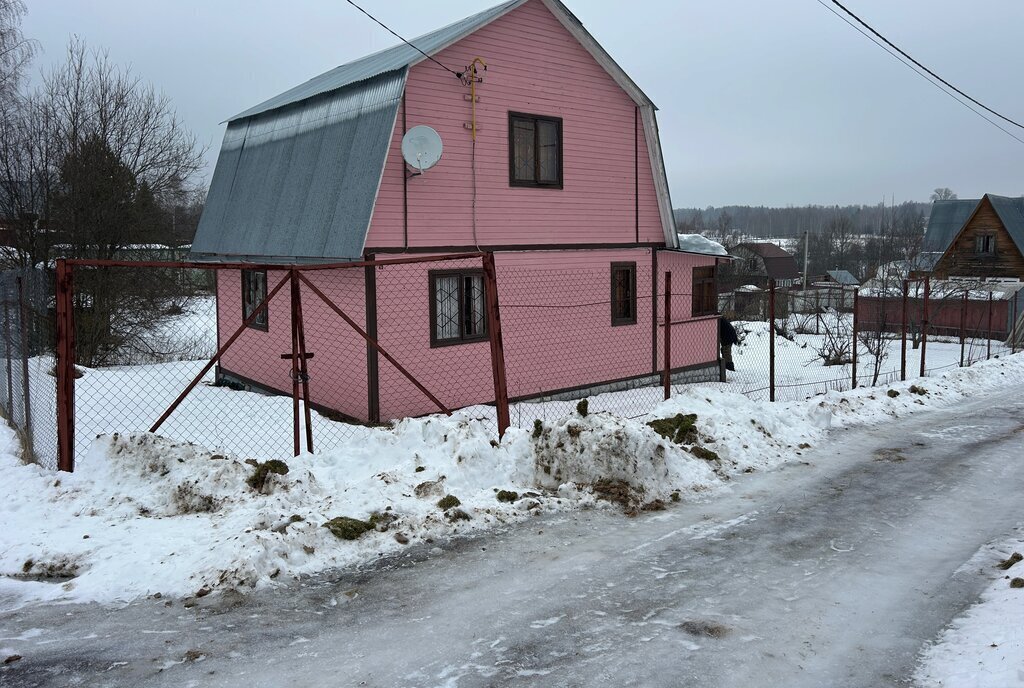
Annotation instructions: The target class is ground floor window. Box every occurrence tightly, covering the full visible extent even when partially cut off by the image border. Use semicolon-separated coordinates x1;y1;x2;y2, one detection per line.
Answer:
692;265;717;317
241;269;268;331
430;270;487;346
611;262;637;325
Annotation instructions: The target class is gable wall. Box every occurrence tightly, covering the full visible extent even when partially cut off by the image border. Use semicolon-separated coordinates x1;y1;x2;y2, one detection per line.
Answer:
365;0;666;251
934;197;1024;279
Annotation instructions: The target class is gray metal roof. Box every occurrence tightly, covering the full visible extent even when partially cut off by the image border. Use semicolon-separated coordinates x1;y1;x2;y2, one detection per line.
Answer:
826;269;859;285
922;199;979;253
230;0;523;122
191;70;405;262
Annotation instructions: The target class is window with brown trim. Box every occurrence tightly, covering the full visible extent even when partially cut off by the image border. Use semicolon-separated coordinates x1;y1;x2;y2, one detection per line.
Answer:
509;112;563;188
429;270;487;346
241;269;268;331
611;262;637;326
692;265;718;317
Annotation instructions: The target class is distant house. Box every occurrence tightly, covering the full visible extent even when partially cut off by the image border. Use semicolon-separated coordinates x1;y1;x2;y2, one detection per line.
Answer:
925;194;1024;280
722;242;801;291
190;0;723;423
816;269;859;287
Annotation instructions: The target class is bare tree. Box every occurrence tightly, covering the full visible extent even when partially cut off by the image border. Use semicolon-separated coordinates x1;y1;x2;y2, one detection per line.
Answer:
930;187;957;202
0;0;36;108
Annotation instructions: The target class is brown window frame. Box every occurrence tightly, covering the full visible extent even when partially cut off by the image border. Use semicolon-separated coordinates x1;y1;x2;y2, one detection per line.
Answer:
508;112;563;189
975;233;996;255
692;265;718;317
610;262;637;326
241;269;268;331
428;269;488;347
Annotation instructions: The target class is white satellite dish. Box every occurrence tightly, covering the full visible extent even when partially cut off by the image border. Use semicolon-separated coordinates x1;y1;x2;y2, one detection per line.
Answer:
401;125;443;173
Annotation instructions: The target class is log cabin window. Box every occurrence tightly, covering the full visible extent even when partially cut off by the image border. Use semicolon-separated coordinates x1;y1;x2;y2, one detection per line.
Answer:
611;262;637;326
692;265;718;317
430;270;487;346
241;269;268;331
509;112;563;188
976;234;996;255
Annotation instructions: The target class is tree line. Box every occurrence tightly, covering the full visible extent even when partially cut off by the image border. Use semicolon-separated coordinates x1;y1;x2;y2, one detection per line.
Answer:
0;0;208;366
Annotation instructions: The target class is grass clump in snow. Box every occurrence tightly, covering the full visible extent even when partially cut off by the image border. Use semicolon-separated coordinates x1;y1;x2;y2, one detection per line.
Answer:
646;413;698;445
532;419;543;439
323;517;374;541
887;389;900;398
368;511;397;532
496;490;519;503
998;552;1023;570
246;459;289;491
689;446;719;462
1010;577;1024;589
447;508;471;522
909;385;928;396
576;399;589;417
437;494;461;510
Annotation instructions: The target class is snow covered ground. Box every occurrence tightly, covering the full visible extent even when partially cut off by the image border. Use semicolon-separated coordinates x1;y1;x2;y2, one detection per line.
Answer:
1;352;1023;612
915;530;1024;687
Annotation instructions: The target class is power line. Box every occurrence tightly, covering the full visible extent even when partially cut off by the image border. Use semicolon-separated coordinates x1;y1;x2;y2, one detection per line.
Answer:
828;0;1024;131
816;0;1024;146
344;0;463;79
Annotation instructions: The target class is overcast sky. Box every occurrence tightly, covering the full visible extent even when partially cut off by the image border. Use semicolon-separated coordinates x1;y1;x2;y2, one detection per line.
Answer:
21;0;1024;208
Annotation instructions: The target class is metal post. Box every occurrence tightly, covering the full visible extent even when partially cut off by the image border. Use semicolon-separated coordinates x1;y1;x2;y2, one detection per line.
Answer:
16;277;33;455
920;277;930;378
293;274;314;453
901;279;908;381
769;279;776;402
1007;292;1015;354
55;260;75;472
663;271;672;401
987;291;993;360
850;287;859;388
3;299;12;417
959;291;967;367
482;253;510;437
289;270;301;457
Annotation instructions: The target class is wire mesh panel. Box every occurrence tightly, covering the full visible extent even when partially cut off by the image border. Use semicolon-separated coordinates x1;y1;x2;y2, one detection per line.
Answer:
0;269;57;468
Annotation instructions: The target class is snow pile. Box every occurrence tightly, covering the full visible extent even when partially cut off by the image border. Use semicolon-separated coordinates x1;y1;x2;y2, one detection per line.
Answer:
915;532;1024;688
676;233;729;257
1;354;1023;607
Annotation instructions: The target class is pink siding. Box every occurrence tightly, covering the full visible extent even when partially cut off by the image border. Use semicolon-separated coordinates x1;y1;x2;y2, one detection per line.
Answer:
365;0;666;250
217;268;369;420
655;251;720;372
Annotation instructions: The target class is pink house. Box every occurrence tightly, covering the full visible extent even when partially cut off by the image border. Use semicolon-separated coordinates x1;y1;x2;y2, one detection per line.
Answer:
191;0;724;424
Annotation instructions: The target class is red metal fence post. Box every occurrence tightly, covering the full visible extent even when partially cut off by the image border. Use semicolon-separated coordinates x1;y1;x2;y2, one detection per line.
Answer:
663;271;672;401
55;260;75;472
769;279;776;402
987;291;993;360
293;272;314;453
1007;292;1015;354
920;277;930;378
901;279;908;381
289;269;301;457
959;291;967;367
851;286;859;389
482;253;510;437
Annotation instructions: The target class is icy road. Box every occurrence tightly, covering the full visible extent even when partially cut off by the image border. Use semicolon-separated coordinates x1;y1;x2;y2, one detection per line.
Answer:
4;391;1024;687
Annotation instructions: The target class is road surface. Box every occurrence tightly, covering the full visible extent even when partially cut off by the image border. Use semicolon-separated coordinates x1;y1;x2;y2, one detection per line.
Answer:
3;390;1023;687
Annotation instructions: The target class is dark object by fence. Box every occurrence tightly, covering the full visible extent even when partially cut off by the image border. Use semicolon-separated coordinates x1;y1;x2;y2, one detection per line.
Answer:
920;277;930;378
851;287;859;388
55;260;75;472
768;279;776;402
901;280;909;381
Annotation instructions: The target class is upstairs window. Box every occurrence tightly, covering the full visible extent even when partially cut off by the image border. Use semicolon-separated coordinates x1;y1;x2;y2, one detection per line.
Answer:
692;265;718;317
975;234;995;255
430;270;487;346
241;269;268;331
509;112;562;188
611;262;637;326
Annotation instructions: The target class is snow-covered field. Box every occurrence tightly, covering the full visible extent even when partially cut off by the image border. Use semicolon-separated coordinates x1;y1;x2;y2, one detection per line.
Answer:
915;531;1024;688
1;352;1023;611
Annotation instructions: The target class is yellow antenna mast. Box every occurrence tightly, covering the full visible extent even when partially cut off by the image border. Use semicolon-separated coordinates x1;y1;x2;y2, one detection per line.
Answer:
463;57;487;140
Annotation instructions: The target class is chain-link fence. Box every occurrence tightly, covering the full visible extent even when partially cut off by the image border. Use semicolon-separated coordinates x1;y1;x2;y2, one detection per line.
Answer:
0;269;57;468
5;255;1019;474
